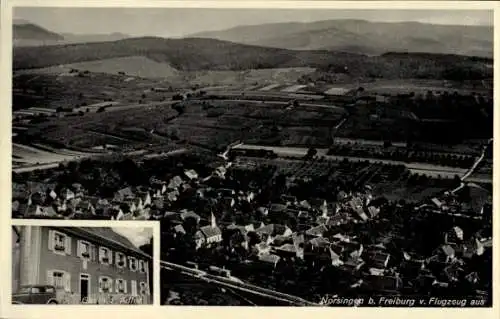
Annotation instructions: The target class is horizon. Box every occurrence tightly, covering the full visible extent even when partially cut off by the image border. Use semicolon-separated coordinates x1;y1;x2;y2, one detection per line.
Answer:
14;8;493;38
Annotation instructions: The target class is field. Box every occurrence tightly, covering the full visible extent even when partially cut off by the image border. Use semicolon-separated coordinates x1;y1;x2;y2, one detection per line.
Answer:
13;72;173;111
14;56;181;79
12;142;102;168
231;155;452;203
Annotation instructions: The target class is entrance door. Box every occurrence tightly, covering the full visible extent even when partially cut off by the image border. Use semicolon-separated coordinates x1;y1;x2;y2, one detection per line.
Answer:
80;274;90;302
131;280;137;296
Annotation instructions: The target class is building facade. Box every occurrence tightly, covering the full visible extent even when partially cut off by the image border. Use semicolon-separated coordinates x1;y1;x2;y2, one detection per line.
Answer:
12;226;152;304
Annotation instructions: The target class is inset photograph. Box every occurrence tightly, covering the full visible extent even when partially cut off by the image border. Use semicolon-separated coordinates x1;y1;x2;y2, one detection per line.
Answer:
11;225;153;304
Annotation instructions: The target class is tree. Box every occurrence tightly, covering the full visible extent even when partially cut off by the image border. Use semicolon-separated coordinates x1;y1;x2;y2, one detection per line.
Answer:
305;147;317;159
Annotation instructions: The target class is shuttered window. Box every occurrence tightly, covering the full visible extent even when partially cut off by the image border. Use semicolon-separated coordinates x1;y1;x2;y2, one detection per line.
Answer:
77;240;91;259
98;276;113;293
115;279;127;294
48;230;71;256
115;252;126;268
47;270;70;291
99;247;112;265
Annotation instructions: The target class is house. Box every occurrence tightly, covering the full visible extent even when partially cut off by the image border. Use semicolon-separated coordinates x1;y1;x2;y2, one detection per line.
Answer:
309;237;331;250
337;191;349;202
327;213;350;227
366;274;403;294
11;226;152;304
184;169;199;180
255;242;271;256
459;237;486;259
429;244;456;264
431;198;443;209
274;244;298;259
269;203;288;216
114;187;135;202
180;210;201;223
298;200;312;210
75;200;95;216
342;258;365;272
163;211;183;224
305;224;328;238
12;183;29;200
368;252;391;270
174;225;186;236
280;195;297;205
332;240;364;261
255;224;291;242
270;234;291;247
442;263;464;283
168;176;184;190
221;197;235;208
257;207;269;216
256;254;281;270
309;198;328;215
195;226;222;249
367;206;380;219
444;226;464;245
226;224;249;237
349;198;368;221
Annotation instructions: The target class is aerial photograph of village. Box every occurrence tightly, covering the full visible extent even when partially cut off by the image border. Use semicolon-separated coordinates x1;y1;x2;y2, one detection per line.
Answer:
10;6;493;307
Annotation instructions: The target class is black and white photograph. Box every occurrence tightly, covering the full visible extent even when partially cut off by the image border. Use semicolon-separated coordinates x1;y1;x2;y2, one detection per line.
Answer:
7;3;495;309
11;225;154;304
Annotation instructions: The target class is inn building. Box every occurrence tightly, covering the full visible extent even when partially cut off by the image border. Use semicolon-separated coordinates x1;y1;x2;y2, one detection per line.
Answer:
12;226;152;304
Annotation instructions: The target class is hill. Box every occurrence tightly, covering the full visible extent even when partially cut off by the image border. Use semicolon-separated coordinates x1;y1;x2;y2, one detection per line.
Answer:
13;37;493;81
13;37;362;71
189;19;493;58
13;23;64;41
13;21;132;46
61;32;132;44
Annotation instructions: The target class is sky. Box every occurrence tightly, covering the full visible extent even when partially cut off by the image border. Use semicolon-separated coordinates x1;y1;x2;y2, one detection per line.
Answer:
112;227;152;248
14;8;493;38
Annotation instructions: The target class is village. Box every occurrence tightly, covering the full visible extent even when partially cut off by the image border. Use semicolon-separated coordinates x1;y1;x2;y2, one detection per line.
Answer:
11;146;493;305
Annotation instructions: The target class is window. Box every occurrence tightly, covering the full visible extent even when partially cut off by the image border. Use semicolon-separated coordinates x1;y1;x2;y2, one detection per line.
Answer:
115;279;127;294
98;276;113;293
139;282;149;295
115;252;126;268
47;270;71;291
77;240;91;259
45;287;55;293
48;230;71;255
129;257;138;272
31;287;41;293
139;260;146;273
99;247;112;265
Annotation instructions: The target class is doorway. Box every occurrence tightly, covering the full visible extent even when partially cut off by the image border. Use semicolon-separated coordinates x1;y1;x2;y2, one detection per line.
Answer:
80;274;90;302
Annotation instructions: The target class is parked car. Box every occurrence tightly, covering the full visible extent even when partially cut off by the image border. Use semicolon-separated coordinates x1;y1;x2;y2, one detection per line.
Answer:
12;285;59;304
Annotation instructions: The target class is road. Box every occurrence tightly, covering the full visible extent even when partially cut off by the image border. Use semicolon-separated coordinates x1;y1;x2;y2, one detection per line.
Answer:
160;260;316;306
450;138;493;194
193;96;346;112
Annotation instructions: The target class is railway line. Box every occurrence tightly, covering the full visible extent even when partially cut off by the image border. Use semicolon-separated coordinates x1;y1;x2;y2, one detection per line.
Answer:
160;260;317;306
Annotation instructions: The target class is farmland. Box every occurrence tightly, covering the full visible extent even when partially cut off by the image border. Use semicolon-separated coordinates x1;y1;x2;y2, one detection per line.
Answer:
11;43;493;179
231;155;454;203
